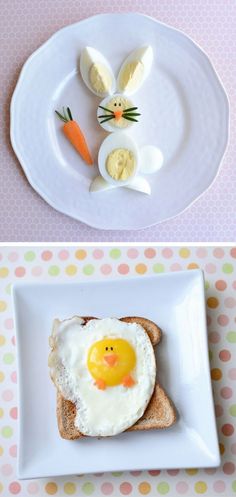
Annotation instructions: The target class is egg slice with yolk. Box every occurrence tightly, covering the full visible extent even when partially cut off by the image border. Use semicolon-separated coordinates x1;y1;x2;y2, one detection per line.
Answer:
117;46;153;96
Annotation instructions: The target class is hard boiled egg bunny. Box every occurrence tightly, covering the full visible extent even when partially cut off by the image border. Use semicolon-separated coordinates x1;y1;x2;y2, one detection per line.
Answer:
80;46;164;194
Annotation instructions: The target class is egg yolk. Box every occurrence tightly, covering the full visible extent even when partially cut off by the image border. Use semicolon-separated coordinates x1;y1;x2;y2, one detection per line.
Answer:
89;63;112;94
106;148;135;181
119;60;144;92
87;338;136;386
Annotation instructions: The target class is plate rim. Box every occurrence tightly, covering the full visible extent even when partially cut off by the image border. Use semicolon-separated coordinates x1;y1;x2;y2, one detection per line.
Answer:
12;269;220;478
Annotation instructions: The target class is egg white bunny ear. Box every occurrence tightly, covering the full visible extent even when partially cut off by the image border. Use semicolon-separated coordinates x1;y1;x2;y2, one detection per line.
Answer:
117;46;153;96
80;47;116;97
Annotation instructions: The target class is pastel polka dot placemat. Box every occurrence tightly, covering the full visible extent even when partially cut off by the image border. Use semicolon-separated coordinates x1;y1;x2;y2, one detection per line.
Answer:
0;246;236;496
1;0;236;241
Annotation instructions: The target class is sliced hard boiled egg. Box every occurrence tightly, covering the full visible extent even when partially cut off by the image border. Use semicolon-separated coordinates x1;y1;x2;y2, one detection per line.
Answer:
90;174;151;195
80;47;116;97
98;133;139;186
125;176;151;195
90;176;117;193
117;46;153;96
139;146;164;174
97;94;138;132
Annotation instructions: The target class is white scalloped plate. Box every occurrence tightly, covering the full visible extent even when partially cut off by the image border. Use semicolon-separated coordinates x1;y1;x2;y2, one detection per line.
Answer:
10;13;229;230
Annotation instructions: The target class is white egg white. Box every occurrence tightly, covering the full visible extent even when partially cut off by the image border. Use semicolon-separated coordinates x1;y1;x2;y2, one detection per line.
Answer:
50;317;156;437
139;146;164;174
89;175;117;193
90;174;152;195
126;176;151;195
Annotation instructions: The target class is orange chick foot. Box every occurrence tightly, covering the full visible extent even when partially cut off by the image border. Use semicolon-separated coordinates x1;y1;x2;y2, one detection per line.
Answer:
122;374;135;388
95;378;106;390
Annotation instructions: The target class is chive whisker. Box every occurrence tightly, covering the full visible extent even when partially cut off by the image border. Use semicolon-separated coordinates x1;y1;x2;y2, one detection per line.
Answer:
123;107;138;113
123;116;138;122
100;116;115;124
122;112;141;117
98;105;114;114
98;114;115;119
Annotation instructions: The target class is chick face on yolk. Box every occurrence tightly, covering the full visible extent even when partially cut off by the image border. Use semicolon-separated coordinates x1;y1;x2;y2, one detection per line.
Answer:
87;338;136;387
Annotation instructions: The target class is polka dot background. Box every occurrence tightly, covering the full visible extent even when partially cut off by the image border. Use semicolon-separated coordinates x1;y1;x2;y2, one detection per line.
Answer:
0;245;236;496
0;1;236;242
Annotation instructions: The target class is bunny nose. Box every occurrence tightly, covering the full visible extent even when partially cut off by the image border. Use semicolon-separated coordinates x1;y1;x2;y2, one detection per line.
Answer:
114;110;123;120
104;354;118;367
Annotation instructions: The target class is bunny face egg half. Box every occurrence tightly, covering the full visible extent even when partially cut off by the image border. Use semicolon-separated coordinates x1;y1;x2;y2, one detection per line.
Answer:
49;317;156;436
98;94;137;132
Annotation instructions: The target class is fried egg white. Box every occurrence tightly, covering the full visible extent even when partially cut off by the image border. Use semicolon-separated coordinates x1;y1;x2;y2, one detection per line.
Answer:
49;317;156;437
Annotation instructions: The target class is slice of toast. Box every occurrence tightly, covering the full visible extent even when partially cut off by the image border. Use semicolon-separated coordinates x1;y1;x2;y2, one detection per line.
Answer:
54;316;176;439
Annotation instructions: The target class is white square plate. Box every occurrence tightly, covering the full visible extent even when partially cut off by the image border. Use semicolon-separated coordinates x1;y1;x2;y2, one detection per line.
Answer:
13;270;220;479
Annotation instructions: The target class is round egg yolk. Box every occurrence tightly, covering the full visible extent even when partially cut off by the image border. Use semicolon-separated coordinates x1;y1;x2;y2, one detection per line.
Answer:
87;338;136;386
106;148;135;181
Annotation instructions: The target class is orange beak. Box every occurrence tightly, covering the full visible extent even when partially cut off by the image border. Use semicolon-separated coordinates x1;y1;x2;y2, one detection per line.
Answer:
114;110;123;120
103;354;118;367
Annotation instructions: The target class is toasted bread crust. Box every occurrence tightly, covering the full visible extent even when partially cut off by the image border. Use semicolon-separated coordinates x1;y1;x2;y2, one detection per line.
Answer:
120;316;161;346
52;316;176;439
57;394;80;440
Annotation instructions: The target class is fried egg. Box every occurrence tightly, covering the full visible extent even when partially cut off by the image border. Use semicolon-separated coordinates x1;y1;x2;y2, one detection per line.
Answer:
49;317;156;437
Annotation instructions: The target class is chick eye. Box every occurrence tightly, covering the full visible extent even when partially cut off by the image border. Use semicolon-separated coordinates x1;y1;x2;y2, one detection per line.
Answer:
111;347;113;351
114;103;117;106
105;347;108;351
118;103;122;107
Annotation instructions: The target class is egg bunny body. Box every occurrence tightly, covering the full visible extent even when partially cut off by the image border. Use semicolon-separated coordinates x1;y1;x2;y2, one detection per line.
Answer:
80;46;164;194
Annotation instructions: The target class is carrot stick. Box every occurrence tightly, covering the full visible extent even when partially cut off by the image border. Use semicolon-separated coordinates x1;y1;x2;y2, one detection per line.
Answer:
63;120;93;165
55;107;93;166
